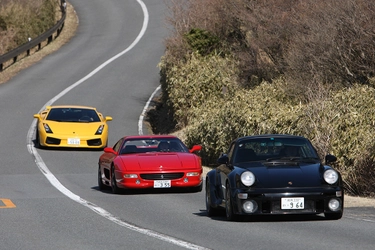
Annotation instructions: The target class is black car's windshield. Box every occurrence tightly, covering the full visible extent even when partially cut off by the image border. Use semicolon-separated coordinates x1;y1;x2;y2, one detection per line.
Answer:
46;108;100;122
120;138;189;155
233;137;319;164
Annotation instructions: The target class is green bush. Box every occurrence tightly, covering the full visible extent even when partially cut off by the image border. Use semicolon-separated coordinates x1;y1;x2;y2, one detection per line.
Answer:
184;28;220;56
182;81;375;196
183;80;305;164
158;51;239;128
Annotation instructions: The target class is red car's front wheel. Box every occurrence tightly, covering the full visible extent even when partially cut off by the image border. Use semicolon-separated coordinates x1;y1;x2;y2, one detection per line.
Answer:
111;165;121;194
98;165;105;190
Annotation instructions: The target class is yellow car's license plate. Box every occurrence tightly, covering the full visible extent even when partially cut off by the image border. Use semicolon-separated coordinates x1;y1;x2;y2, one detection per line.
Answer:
68;138;80;145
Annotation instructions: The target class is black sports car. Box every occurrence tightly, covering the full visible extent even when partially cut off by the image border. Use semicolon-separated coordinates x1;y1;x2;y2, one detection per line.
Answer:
205;134;344;221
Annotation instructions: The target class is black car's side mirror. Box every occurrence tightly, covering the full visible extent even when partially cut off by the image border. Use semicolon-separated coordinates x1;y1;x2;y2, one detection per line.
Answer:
325;154;337;164
217;154;229;164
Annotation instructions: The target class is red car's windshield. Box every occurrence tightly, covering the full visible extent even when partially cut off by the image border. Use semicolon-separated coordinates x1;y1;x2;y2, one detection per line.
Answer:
120;138;189;154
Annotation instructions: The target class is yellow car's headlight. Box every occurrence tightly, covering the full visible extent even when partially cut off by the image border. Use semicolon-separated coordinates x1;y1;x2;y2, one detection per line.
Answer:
43;123;53;133
95;125;105;135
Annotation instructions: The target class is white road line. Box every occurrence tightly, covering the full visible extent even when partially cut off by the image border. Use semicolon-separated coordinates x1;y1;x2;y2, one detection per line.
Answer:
138;85;161;135
26;1;209;249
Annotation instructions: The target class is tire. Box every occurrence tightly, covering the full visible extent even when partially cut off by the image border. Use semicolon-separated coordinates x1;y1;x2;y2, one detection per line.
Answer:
324;212;343;220
97;165;105;190
205;179;221;217
35;127;42;148
111;165;121;194
190;182;203;193
225;183;239;221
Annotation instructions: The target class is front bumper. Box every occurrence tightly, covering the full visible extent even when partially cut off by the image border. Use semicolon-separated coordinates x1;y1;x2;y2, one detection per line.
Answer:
40;134;106;148
232;187;344;215
116;171;203;189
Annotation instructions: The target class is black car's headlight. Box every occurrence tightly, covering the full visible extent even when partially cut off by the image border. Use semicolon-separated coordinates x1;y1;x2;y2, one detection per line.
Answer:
323;169;339;184
95;125;104;135
43;123;53;133
241;171;255;187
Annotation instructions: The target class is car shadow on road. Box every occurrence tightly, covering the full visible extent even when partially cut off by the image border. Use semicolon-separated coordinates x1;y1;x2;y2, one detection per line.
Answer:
91;186;202;195
193;209;329;222
34;144;104;152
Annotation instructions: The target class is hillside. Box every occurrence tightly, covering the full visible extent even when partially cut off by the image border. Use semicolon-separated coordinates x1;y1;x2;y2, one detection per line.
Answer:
150;0;375;197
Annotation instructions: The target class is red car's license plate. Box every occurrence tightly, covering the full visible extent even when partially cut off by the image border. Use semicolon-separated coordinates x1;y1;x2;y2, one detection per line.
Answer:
153;180;171;188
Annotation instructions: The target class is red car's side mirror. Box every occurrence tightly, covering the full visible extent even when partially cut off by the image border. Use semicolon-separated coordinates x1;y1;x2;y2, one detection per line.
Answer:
189;145;202;153
104;147;117;155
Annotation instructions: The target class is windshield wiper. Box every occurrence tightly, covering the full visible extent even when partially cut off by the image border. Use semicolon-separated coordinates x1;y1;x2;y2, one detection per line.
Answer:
266;157;319;163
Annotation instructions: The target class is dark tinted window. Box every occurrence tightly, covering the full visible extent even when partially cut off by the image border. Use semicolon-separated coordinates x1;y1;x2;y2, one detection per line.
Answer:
120;138;189;154
46;108;100;122
234;137;319;163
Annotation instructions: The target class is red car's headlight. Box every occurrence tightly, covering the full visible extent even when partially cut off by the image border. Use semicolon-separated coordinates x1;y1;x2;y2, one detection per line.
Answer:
124;174;138;178
187;172;200;176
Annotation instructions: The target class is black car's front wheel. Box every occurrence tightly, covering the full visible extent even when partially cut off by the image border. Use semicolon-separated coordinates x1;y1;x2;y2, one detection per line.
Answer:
205;178;221;217
225;183;239;221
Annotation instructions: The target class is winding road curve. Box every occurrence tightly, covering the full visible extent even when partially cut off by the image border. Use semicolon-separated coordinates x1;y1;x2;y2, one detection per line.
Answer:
0;1;374;249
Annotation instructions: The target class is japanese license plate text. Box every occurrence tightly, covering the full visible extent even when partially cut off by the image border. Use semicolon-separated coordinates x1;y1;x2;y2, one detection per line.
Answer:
154;180;171;188
281;197;304;209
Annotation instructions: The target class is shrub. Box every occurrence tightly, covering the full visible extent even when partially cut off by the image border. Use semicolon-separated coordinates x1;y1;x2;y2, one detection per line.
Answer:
325;85;375;196
184;28;220;56
183;79;305;164
183;81;375;196
158;51;239;128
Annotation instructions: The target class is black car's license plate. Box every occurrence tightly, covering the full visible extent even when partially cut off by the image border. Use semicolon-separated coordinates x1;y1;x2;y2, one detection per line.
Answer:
281;197;304;209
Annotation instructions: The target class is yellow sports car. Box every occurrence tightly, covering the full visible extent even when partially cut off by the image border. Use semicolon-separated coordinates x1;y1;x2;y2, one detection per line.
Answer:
33;105;112;149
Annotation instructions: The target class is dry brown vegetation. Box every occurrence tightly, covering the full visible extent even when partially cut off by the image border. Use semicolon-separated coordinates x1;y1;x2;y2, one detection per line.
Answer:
0;0;58;55
151;0;375;197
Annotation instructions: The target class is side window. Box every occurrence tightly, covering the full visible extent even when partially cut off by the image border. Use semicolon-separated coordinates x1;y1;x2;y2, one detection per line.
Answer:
227;142;236;163
113;138;124;153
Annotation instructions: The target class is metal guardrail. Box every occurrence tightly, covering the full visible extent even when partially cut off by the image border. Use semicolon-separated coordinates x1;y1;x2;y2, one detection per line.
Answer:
0;1;67;71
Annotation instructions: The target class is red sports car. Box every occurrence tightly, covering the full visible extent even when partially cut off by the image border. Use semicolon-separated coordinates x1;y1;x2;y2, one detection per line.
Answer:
98;135;203;194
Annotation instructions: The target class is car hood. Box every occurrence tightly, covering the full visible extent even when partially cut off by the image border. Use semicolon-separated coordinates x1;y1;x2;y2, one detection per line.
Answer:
237;162;324;188
120;153;201;171
46;121;103;135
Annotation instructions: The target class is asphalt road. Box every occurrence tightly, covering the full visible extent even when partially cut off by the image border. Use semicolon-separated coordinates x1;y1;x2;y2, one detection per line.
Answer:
0;1;374;249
